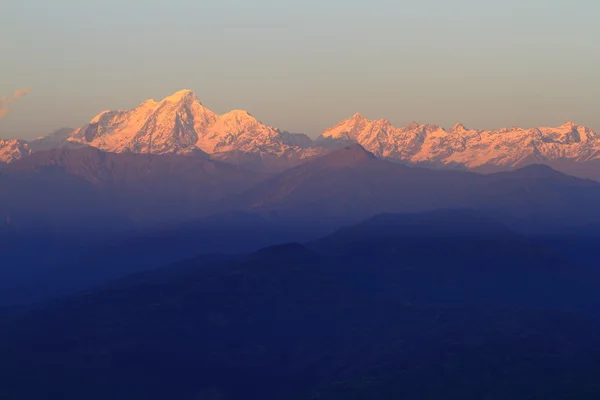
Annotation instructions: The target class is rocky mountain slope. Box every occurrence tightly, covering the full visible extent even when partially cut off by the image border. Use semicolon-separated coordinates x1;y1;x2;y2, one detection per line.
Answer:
0;139;30;164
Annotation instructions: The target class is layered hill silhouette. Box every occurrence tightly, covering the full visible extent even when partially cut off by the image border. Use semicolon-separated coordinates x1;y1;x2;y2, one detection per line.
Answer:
230;145;600;231
3;146;267;224
3;210;600;399
3;142;600;310
3;144;600;235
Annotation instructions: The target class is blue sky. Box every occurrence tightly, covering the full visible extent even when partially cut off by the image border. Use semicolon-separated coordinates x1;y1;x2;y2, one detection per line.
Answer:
1;0;599;138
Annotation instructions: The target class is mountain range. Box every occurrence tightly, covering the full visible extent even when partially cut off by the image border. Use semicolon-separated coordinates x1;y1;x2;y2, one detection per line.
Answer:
318;115;600;170
2;90;600;179
5;141;600;306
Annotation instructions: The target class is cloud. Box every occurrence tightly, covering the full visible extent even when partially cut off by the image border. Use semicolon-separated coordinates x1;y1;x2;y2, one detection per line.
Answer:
0;88;31;119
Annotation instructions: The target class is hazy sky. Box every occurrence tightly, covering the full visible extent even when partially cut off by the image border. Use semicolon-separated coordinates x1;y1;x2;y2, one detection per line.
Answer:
1;0;599;139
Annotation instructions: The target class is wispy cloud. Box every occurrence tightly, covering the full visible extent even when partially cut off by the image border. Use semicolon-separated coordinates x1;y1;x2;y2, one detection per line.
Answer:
0;88;31;119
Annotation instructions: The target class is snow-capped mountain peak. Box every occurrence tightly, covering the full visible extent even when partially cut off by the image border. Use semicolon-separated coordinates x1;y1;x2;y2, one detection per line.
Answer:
321;113;390;143
450;123;469;133
64;90;319;159
89;110;113;124
220;109;257;124
162;89;197;103
348;113;368;122
561;120;578;128
405;121;421;130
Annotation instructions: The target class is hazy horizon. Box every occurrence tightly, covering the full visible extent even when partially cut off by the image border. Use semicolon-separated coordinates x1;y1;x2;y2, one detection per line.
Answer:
2;0;600;139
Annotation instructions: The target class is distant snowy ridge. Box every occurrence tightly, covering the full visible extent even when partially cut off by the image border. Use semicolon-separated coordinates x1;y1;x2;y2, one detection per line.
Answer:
319;114;600;169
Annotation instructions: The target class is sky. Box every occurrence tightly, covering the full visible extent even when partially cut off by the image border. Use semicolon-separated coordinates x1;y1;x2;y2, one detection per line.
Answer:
1;0;599;139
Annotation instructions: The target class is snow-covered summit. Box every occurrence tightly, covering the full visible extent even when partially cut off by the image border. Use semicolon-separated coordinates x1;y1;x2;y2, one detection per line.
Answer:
66;90;317;158
162;89;197;103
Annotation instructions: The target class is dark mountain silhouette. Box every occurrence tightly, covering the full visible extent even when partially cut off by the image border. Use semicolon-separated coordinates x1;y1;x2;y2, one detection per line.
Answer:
4;145;600;233
545;158;600;182
0;212;328;306
0;166;134;306
309;210;600;311
3;146;268;223
472;164;600;230
228;144;480;224
4;145;600;307
0;149;271;305
0;166;129;235
3;210;600;399
229;145;600;232
210;147;322;172
310;210;517;254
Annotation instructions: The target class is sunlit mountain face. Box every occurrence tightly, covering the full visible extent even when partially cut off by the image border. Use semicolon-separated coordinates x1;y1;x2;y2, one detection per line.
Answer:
4;90;600;181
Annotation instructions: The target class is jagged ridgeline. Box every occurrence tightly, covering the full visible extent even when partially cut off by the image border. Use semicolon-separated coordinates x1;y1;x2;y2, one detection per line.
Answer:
3;90;600;180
